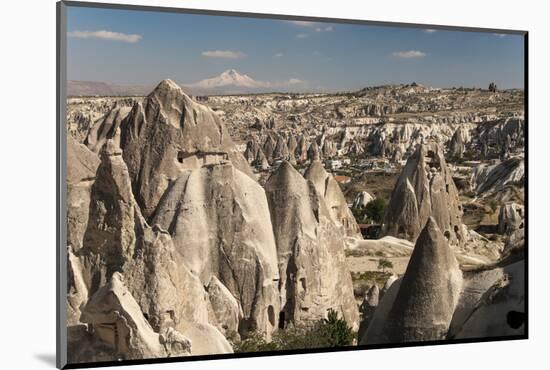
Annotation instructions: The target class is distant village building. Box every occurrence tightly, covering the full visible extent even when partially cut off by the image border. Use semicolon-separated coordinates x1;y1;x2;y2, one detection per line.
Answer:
325;159;343;170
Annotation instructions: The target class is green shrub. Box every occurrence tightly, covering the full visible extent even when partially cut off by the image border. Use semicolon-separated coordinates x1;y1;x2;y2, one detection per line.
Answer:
351;198;387;224
377;258;393;273
233;309;354;353
365;198;386;223
316;309;355;347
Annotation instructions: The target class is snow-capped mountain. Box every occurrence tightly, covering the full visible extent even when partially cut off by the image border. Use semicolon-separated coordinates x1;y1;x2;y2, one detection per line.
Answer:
188;69;268;90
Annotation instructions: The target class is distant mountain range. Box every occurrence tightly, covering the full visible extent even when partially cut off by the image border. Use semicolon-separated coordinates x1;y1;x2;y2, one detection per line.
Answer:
68;69;305;96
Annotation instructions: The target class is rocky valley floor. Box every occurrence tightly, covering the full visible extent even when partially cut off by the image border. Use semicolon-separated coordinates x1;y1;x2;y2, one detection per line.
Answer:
65;81;525;363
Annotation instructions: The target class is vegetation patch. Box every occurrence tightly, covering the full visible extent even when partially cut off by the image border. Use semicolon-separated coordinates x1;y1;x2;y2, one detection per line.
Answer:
233;309;355;352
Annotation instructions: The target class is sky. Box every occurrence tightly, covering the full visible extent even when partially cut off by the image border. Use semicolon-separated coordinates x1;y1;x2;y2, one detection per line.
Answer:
66;5;525;92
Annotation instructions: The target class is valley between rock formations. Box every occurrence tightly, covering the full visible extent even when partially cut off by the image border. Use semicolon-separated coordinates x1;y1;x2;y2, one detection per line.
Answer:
66;80;525;363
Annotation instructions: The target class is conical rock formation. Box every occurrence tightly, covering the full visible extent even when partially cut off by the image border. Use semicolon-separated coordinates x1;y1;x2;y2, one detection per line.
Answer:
304;160;360;239
265;161;359;330
151;163;280;338
361;218;463;344
69;140;228;356
120;79;254;219
382;142;467;246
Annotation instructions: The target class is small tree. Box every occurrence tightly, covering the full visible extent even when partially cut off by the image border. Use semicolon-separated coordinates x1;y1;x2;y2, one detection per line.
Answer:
365;198;386;224
378;258;393;273
316;309;355;347
488;82;498;93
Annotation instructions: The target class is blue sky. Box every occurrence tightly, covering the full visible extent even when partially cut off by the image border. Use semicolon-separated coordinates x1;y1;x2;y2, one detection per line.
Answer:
67;6;525;91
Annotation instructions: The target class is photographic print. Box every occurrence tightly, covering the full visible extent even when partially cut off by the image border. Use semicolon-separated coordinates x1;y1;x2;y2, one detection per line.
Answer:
58;1;527;368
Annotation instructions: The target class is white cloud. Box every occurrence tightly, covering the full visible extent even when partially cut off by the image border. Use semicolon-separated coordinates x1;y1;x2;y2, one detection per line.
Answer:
316;25;334;32
274;53;284;57
493;33;507;37
201;50;247;59
287;78;304;84
392;50;426;58
288;21;318;27
424;29;437;33
68;30;142;43
296;33;308;39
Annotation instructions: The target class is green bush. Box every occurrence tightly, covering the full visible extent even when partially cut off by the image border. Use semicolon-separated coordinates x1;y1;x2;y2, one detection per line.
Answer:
365;198;386;223
233;309;354;353
378;258;393;273
316;309;355;347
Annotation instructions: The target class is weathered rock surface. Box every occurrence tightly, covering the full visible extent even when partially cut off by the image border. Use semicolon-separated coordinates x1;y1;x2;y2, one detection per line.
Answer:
357;285;379;340
448;127;468;159
67;136;100;251
304;160;360;238
207;276;243;337
450;261;525;339
471;157;524;197
382;142;467;247
151;163;280;337
361;218;463;344
85;105;132;153
352;191;374;209
120;79;254;219
265;161;359;330
79;272;191;361
68;140;231;359
498;202;524;235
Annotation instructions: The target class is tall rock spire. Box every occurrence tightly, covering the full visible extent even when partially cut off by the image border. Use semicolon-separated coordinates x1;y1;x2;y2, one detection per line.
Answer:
382;142;466;246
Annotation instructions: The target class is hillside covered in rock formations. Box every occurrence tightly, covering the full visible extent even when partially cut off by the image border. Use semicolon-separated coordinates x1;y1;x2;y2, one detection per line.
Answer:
66;80;525;363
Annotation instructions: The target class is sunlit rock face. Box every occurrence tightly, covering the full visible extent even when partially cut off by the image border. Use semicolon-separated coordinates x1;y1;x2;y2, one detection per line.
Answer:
120;79;254;219
382;142;467;247
151;162;281;338
361;218;463;344
265;161;360;331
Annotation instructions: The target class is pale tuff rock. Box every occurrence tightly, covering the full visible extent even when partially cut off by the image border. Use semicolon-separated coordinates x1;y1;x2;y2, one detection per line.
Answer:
502;228;525;260
67;246;89;326
120;79;254;219
122;227;212;332
287;135;298;163
160;327;193;357
265;161;359;331
263;134;276;163
352;237;414;259
80;272;191;361
295;134;309;163
471;157;524;197
352;191;374;209
383;274;399;293
304;160;360;238
362;218;463;344
274;134;290;161
151;163;280;337
181;322;234;355
452;261;525;339
307;141;321;161
321;139;337;158
448;127;468;159
67;136;99;251
357;285;380;340
70;139;229;356
498;203;524;235
82;140;140;271
360;278;402;345
207;276;243;337
382;142;467;247
85;105;132;153
244;138;262;164
253;148;269;170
